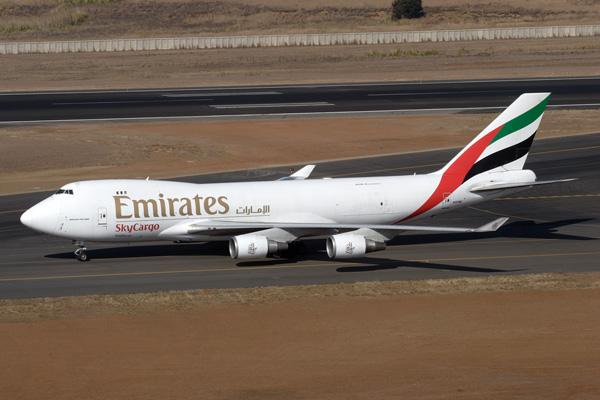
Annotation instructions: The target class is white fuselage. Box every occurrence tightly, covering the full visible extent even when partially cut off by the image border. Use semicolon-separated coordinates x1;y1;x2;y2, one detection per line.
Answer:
22;174;493;243
19;93;556;261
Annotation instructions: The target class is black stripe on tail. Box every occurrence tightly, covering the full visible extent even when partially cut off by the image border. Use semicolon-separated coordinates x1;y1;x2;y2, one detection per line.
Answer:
462;131;536;184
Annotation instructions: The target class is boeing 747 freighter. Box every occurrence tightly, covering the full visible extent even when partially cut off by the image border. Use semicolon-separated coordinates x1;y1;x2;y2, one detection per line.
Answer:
21;93;573;261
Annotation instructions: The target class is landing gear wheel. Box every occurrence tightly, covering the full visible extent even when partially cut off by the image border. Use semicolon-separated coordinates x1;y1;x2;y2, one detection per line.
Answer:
74;247;89;262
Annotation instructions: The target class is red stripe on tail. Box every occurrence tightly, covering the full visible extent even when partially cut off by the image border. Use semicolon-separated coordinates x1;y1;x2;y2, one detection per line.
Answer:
399;124;504;222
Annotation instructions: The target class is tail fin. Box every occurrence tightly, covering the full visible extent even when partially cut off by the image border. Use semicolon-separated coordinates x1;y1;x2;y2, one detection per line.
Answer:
437;93;550;178
400;93;550;222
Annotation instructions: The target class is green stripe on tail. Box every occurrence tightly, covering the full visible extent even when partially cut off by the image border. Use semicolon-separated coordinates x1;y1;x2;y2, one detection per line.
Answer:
490;94;550;145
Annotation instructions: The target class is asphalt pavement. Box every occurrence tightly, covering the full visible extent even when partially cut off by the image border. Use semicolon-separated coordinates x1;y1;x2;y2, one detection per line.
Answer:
1;132;598;299
1;77;600;124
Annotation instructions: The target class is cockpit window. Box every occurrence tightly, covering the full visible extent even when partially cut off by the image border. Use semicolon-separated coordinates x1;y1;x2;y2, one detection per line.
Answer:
55;189;74;195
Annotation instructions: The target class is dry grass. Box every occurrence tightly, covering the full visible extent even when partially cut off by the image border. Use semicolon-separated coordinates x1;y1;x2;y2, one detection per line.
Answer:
1;0;599;41
2;272;599;322
2;108;599;195
0;6;88;34
367;48;440;57
364;39;600;58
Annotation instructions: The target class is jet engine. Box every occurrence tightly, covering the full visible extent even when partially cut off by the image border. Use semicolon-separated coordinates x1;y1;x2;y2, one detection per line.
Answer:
229;235;288;259
326;233;386;259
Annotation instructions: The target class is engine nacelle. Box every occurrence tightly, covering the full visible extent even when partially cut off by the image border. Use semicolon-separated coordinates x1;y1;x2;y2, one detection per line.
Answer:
229;235;288;259
326;233;386;259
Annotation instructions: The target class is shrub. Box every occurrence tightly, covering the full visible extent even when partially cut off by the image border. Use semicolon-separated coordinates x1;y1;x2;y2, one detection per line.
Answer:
391;0;425;20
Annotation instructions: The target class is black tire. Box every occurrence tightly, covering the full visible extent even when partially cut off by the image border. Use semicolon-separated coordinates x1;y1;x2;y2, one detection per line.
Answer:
77;252;89;262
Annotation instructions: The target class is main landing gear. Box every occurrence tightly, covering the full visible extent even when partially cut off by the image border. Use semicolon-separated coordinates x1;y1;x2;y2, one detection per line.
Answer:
73;240;89;262
271;241;307;259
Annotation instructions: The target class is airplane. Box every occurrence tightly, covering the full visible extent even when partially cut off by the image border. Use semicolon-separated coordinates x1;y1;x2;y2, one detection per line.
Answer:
20;92;574;262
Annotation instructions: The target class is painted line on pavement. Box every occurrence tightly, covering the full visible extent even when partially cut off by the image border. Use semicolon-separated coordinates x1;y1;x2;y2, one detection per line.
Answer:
368;90;517;96
1;251;599;282
3;103;599;125
209;102;333;109
53;99;213;105
163;91;281;97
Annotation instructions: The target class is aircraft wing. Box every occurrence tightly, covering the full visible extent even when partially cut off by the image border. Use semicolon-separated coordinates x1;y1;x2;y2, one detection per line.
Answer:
159;217;509;238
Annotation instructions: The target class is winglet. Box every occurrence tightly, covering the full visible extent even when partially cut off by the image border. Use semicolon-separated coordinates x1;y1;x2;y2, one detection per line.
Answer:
473;217;509;232
277;165;316;181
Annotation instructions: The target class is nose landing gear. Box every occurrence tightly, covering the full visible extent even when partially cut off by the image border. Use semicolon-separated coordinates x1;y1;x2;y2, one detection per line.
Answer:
73;240;89;262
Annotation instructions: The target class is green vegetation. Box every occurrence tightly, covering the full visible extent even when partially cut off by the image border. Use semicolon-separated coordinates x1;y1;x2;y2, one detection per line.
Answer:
367;48;439;57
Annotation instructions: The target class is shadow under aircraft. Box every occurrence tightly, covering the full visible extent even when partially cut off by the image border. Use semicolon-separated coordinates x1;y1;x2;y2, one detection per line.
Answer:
44;218;594;265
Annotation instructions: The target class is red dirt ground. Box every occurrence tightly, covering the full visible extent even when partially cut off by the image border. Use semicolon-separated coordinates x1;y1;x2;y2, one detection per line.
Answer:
2;280;600;399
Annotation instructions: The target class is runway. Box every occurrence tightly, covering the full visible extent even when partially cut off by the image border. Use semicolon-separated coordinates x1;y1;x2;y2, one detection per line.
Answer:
1;132;598;299
1;77;600;124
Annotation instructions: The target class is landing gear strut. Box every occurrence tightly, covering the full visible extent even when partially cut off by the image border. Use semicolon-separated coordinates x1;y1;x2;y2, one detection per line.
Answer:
288;241;307;256
73;240;89;262
271;241;306;259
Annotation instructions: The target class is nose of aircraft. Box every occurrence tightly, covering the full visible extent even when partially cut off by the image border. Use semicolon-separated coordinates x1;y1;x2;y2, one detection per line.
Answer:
20;198;61;235
20;209;33;228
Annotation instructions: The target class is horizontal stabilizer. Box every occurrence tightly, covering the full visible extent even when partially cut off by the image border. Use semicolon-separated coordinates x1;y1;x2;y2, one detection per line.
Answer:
470;178;577;192
277;165;316;181
473;217;509;232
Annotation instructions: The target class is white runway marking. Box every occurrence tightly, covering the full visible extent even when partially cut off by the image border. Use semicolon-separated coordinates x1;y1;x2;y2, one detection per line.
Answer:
3;103;599;125
210;102;334;109
368;90;517;97
163;91;281;97
52;99;213;106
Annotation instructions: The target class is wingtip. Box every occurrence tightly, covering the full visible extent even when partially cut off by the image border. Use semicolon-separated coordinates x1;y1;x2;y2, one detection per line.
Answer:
278;164;316;180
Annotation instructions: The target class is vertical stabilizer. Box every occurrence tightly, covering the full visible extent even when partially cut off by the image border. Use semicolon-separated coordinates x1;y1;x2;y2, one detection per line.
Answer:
401;93;550;222
438;92;550;177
